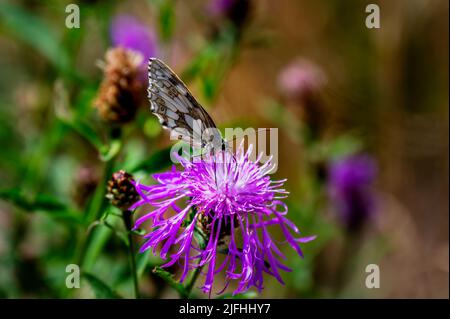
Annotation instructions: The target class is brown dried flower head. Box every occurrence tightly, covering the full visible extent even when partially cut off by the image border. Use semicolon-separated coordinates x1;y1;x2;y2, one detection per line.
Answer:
106;170;139;211
94;47;145;123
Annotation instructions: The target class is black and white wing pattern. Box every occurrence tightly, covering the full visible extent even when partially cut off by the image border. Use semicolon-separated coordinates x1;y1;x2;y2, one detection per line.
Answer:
147;58;219;149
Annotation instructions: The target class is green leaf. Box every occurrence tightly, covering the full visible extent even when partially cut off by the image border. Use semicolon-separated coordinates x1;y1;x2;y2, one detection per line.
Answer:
217;291;258;299
53;80;104;152
100;139;122;162
59;117;105;151
326;134;362;159
136;249;164;279
81;224;113;271
157;0;175;41
181;44;219;83
143;116;162;138
202;77;218;101
0;187;62;210
82;273;122;299
193;227;207;250
152;266;188;298
0;187;83;224
0;3;70;72
130;147;173;173
84;159;115;223
137;249;151;278
88;219;129;247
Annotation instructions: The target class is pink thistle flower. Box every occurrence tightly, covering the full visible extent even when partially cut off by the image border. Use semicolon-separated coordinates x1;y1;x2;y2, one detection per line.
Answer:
131;146;315;295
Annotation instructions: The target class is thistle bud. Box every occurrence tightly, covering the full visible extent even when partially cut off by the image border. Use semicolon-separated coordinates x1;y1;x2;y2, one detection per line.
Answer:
328;154;377;232
94;48;145;124
278;58;326;102
106;170;139;211
278;58;327;138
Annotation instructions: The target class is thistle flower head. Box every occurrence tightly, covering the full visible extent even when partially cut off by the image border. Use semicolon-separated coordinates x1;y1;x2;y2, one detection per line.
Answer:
131;146;315;295
328;154;377;231
94;47;145;123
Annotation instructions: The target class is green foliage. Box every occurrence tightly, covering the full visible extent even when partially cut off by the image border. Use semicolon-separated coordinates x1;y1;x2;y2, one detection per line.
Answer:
0;187;83;225
0;0;392;299
82;273;123;299
129;146;173;173
156;0;176;42
217;291;258;299
0;2;70;72
152;266;189;298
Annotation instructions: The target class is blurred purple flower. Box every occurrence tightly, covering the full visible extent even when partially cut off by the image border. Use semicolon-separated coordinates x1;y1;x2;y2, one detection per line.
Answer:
328;154;377;231
131;146;315;295
278;58;327;101
110;15;158;62
206;0;251;30
207;0;235;16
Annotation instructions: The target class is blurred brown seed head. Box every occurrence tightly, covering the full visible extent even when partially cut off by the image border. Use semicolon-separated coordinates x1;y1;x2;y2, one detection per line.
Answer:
73;165;100;207
106;170;139;211
94;47;145;124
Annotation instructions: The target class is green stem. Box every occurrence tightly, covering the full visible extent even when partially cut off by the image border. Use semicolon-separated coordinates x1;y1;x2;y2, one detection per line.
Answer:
183;209;206;298
122;209;140;299
76;127;121;269
76;158;115;268
185;264;203;298
334;228;364;296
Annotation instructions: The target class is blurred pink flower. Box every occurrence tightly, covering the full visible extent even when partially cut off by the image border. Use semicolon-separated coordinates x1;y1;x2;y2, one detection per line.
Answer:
277;58;327;101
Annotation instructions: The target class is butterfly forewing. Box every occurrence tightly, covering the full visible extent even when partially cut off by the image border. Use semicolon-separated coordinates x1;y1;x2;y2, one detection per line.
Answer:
147;58;219;149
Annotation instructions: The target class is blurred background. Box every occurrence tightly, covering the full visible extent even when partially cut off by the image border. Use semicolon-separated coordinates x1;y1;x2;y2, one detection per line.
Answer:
0;0;448;298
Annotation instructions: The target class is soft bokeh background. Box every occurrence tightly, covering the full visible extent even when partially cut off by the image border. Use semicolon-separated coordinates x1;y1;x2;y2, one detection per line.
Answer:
0;0;448;298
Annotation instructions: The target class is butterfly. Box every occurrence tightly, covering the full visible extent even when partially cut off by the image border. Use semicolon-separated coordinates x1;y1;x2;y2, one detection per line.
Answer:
147;58;228;157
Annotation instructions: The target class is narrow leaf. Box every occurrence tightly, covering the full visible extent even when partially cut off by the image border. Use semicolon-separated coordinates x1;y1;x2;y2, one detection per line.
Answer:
158;0;175;41
216;291;258;299
0;3;70;71
82;273;122;299
0;187;83;224
152;266;188;298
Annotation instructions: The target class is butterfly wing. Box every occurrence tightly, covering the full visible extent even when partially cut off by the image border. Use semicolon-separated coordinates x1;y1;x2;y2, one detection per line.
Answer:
148;58;219;149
